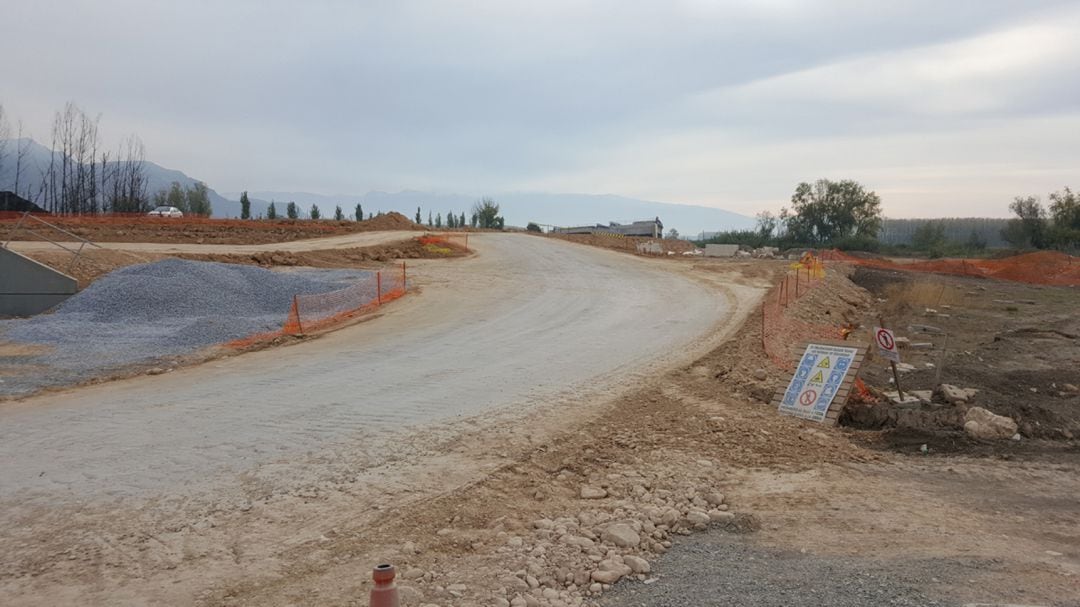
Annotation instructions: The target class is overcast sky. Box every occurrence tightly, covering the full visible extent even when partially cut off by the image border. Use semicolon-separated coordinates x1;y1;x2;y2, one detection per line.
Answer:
4;0;1080;218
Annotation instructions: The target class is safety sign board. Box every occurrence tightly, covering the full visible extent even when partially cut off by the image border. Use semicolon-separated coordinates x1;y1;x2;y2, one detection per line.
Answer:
873;326;901;363
778;343;860;422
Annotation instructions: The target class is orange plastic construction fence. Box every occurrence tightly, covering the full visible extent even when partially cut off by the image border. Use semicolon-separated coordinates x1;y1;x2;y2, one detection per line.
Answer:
820;249;1080;287
761;255;846;369
418;232;469;251
283;263;408;335
229;263;408;348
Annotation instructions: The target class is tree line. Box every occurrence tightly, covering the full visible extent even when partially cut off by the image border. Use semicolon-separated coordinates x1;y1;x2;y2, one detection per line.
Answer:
698;179;1079;255
0;101;155;214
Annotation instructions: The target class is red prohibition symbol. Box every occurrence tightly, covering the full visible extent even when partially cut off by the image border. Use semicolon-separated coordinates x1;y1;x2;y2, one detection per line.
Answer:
876;329;895;350
799;389;817;406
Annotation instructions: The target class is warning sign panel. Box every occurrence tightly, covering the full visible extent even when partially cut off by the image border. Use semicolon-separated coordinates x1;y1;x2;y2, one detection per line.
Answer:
873;326;901;363
779;343;860;422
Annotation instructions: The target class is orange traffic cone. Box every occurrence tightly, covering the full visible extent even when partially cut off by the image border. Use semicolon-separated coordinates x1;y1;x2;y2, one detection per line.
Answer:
370;563;400;607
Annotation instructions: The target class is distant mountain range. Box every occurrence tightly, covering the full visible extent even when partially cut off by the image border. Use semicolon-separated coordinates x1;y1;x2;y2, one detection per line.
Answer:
0;138;755;234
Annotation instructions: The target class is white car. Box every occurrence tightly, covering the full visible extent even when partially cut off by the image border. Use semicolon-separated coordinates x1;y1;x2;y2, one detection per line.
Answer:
148;206;184;218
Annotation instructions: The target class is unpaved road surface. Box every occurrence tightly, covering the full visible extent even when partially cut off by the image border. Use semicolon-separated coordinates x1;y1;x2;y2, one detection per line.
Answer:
1;233;749;605
5;229;418;254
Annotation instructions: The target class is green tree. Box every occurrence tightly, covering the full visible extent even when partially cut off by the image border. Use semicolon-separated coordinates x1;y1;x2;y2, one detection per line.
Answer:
334;205;344;221
286;201;299;219
447;212;456;228
310;204;321;220
267;201;277;219
1048;186;1080;249
355;203;363;221
526;222;541;232
966;229;987;251
415;206;422;224
755;211;778;240
186;182;212;216
912;221;947;252
428;211;433;227
472;197;504;229
460;212;466;227
435;213;442;228
783;179;882;246
165;181;188;213
240;191;251;219
471;212;478;228
1002;195;1047;248
667;228;680;239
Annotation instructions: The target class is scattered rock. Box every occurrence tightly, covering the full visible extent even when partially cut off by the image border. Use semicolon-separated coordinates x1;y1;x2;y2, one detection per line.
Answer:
600;523;640;548
964;407;1019;440
685;511;711;528
579;486;608;499
752;368;768;381
937;384;977;405
623;555;650;574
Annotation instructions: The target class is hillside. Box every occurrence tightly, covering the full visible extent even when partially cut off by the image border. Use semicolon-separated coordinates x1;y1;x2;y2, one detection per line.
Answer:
0;138;238;216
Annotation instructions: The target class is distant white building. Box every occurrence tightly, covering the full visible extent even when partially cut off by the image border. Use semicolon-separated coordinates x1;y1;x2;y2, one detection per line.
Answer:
552;217;663;238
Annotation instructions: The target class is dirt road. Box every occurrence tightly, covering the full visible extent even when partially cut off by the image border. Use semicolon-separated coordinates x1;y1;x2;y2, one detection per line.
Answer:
5;229;418;254
0;234;753;604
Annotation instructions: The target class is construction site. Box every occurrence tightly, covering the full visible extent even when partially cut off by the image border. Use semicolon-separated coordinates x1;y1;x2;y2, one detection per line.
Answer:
0;211;1077;607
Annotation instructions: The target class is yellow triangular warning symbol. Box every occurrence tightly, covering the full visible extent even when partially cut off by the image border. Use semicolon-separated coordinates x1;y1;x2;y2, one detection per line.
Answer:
818;357;831;369
810;370;824;383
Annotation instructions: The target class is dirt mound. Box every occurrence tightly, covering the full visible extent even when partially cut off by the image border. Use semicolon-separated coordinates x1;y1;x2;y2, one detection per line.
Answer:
825;249;1080;286
2;213;424;246
364;211;418;230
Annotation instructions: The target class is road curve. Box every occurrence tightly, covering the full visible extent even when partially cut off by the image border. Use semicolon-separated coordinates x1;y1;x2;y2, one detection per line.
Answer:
0;234;731;501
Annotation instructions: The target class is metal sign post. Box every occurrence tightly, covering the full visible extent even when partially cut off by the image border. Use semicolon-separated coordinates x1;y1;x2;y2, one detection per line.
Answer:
875;320;903;399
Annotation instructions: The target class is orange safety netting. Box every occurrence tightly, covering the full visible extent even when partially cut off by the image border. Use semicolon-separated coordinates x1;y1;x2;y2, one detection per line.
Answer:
761;254;846;369
230;263;408;348
820;250;1080;287
418;232;470;251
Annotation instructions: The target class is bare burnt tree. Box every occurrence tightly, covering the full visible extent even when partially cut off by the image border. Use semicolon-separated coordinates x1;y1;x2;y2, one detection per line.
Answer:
43;102;102;214
13;120;33;200
107;135;149;213
0;103;9;180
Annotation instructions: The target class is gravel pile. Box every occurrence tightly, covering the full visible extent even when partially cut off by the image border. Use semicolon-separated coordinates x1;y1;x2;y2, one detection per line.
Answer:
0;259;371;396
599;533;958;607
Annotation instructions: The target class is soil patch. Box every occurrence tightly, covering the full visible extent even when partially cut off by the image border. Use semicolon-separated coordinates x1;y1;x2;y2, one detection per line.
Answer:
846;267;1080;445
1;211;423;245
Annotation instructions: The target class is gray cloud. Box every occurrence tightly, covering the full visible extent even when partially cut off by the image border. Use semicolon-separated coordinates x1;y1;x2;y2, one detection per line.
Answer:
3;0;1079;217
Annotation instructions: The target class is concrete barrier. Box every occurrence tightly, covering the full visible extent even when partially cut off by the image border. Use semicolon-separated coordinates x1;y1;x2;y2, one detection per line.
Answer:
704;244;739;258
0;247;77;316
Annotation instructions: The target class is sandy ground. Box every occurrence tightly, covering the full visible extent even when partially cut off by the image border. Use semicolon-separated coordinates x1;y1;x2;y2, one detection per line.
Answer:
2;237;1076;607
0;233;755;605
5;229;418;254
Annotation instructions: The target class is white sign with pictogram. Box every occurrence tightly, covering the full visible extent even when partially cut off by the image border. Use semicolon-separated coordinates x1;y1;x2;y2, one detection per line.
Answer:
873;326;901;363
778;343;860;423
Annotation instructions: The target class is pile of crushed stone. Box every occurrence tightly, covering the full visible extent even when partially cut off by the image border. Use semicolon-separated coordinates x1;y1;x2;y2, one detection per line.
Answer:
0;259;370;396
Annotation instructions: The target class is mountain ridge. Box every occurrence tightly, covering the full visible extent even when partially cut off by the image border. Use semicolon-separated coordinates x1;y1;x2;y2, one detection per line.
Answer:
1;138;755;233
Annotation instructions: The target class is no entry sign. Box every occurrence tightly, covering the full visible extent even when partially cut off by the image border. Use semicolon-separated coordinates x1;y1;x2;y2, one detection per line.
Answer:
874;326;901;363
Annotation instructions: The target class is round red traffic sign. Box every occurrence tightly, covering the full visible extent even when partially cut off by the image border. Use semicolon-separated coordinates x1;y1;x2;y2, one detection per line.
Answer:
876;328;895;351
799;389;817;406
